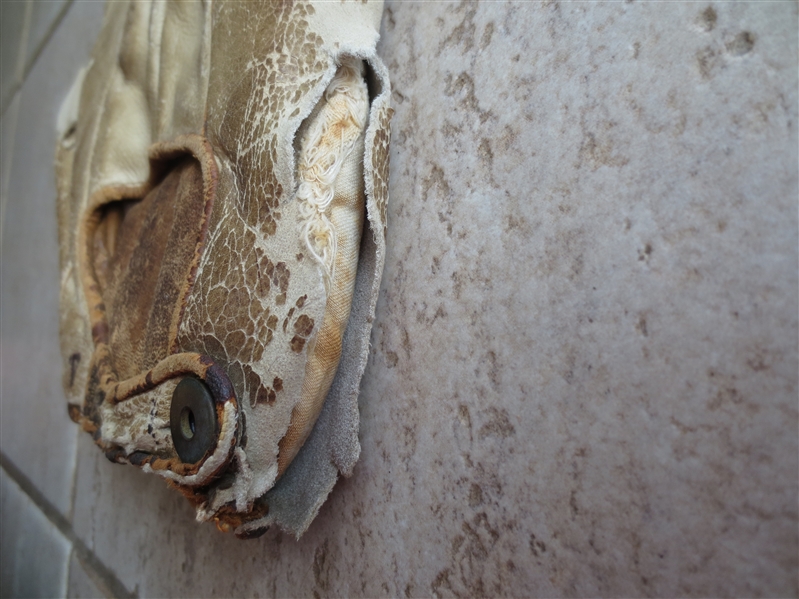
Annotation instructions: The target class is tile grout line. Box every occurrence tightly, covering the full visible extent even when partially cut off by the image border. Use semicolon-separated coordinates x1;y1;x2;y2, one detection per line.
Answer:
6;1;110;593
23;0;76;89
0;0;32;120
67;425;81;522
0;94;20;251
0;450;136;599
66;426;85;597
0;0;31;247
0;0;75;120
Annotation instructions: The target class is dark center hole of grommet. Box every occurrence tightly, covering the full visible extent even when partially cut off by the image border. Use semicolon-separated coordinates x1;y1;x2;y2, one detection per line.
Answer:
170;377;217;464
179;407;196;440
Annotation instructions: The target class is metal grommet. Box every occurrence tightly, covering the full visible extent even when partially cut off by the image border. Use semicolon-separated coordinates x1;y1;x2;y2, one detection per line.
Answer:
170;377;217;464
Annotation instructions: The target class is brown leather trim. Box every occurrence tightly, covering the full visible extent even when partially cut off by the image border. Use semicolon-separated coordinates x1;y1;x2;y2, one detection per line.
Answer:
78;134;218;357
80;182;150;347
104;351;230;405
72;135;233;481
96;351;238;478
148;135;219;356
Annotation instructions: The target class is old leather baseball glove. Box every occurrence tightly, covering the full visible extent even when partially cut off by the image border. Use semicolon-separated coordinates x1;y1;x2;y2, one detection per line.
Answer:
55;0;391;538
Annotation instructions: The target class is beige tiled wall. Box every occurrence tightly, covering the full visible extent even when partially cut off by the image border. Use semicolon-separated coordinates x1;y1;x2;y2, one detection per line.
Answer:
2;1;108;596
1;1;797;597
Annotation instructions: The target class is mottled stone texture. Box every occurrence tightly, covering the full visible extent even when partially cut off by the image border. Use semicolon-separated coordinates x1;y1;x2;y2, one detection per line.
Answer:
1;1;796;597
366;3;797;596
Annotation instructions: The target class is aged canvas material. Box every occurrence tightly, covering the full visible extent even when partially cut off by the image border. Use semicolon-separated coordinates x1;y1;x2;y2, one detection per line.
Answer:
55;0;391;538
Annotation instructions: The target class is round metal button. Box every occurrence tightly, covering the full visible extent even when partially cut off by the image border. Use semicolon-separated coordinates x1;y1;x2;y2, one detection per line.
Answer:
170;377;217;464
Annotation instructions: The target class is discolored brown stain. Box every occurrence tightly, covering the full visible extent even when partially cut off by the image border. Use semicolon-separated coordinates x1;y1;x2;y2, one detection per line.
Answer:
468;483;484;507
243;363;262;408
313;540;330;594
578;128;629;170
529;533;547;557
257;386;277;405
457;404;472;429
696;46;718;79
636;314;649;337
698;6;717;32
422;165;452;204
726;31;755;56
480;22;495;50
282;309;294;334
431;569;452;596
290;336;306;353
259;260;290;299
444;72;489;122
370;105;392;231
477;407;516;440
439;4;477;55
294;314;315;336
286;307;315;354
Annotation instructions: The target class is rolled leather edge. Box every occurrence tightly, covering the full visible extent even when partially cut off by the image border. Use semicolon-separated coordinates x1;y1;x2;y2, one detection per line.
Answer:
241;53;392;539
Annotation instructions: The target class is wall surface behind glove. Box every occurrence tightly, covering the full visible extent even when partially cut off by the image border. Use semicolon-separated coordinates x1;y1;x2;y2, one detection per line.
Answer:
0;1;796;597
